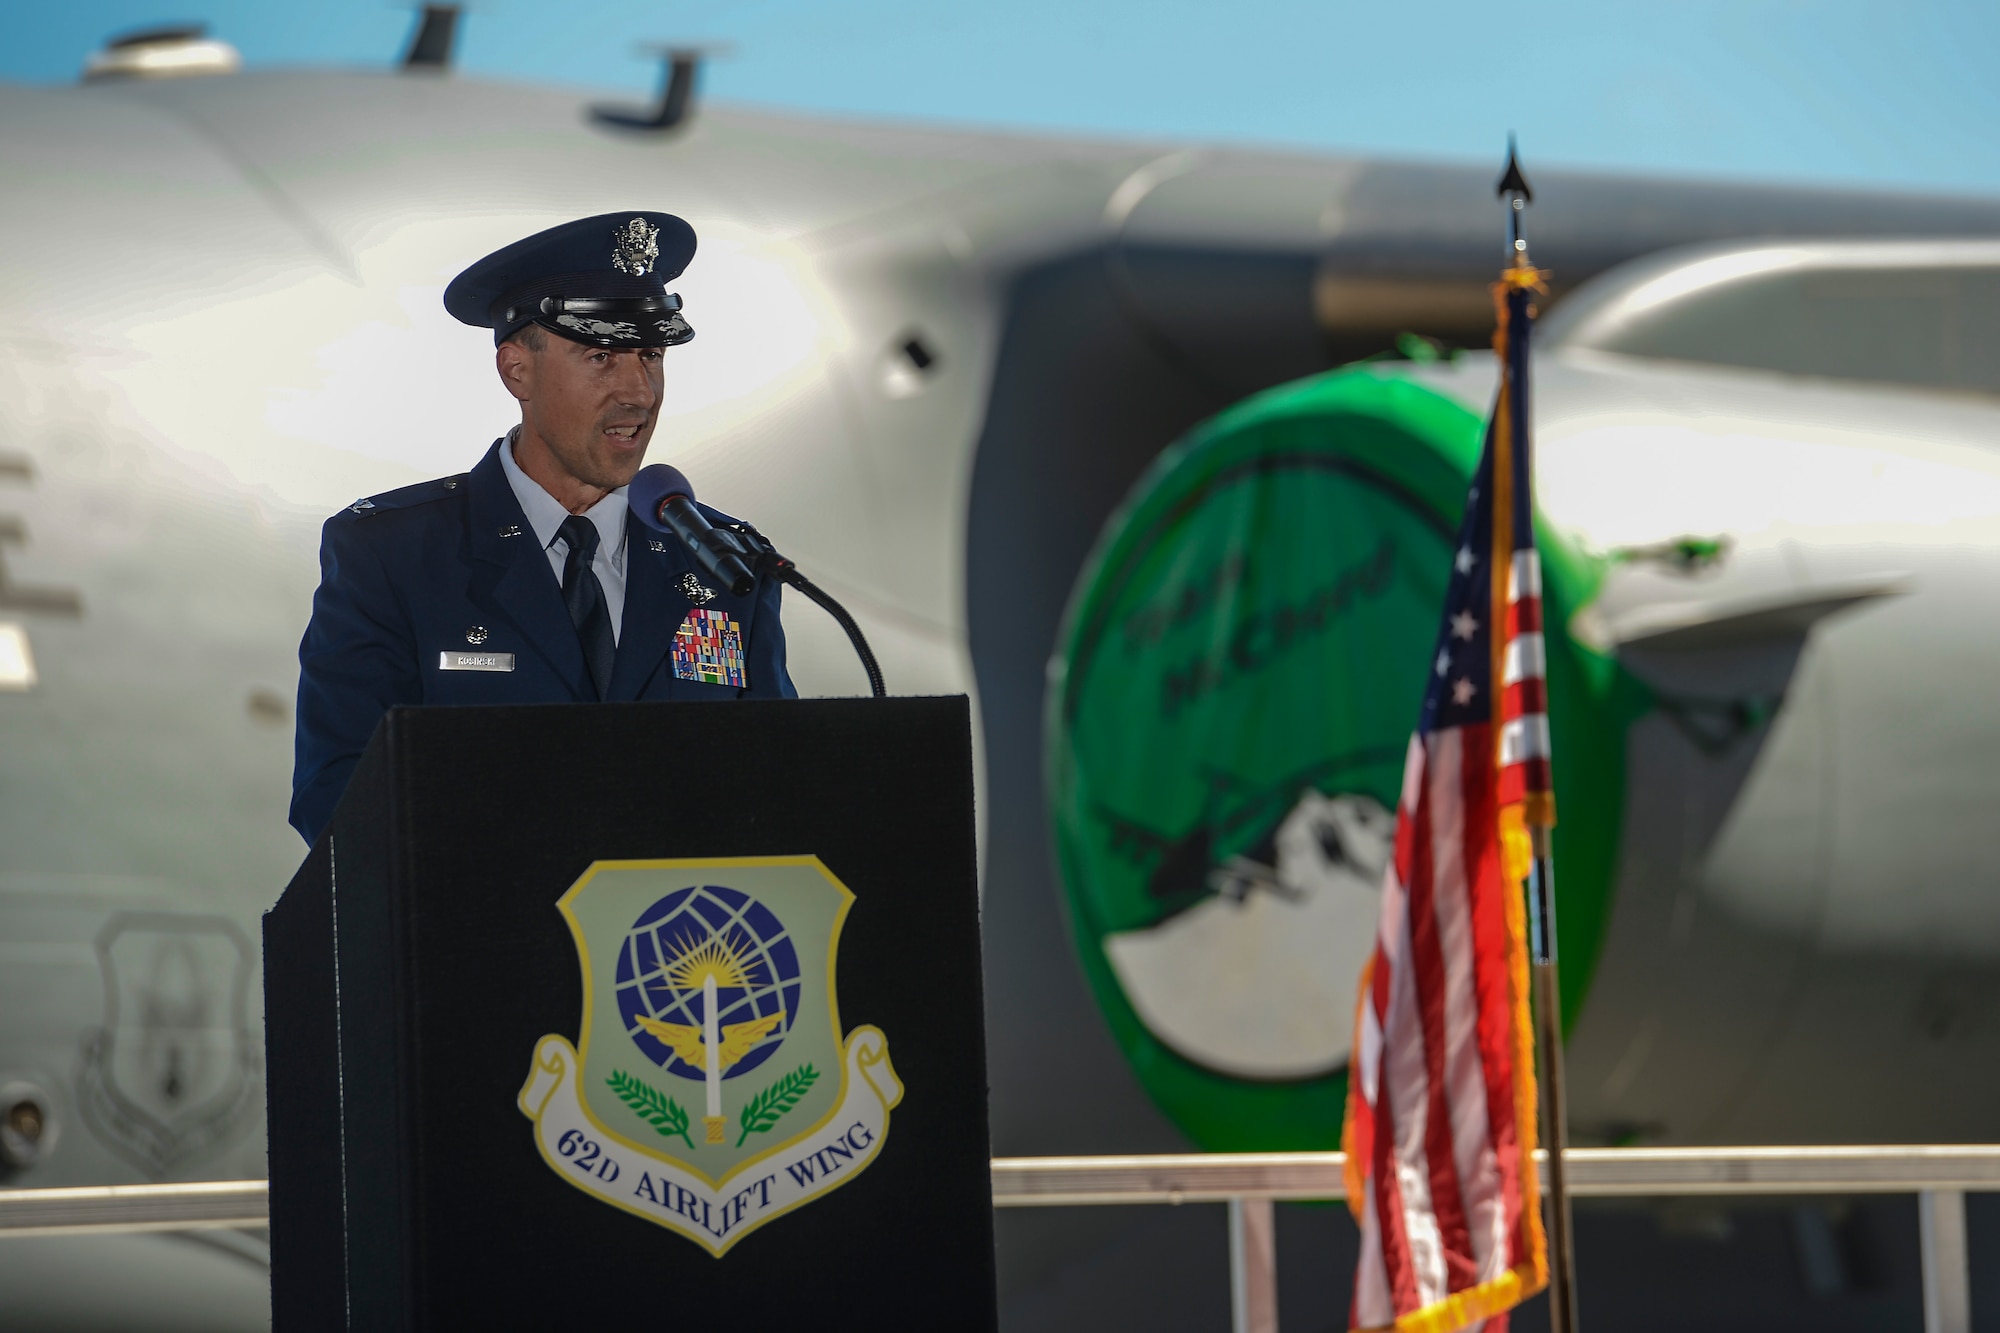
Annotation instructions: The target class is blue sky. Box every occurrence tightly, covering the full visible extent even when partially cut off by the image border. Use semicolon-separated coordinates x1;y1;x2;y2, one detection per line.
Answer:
7;1;1998;196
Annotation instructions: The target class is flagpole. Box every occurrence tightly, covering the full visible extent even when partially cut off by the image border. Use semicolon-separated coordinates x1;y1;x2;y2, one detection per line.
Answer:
1528;826;1579;1333
1497;139;1580;1333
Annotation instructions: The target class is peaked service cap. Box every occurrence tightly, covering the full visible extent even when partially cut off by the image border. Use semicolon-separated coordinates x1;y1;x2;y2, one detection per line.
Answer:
443;211;698;348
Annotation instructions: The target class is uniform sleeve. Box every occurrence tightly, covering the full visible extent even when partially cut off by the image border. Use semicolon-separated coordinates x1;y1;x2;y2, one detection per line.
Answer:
290;516;422;844
745;569;798;700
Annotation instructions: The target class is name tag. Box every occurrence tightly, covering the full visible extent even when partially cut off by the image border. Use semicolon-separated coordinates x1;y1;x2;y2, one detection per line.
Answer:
440;651;515;672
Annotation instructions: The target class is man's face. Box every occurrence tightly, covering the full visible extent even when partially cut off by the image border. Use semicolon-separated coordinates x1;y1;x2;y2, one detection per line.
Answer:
500;334;666;492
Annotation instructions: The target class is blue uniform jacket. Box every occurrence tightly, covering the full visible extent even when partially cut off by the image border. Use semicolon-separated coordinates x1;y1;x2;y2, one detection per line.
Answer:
290;439;796;844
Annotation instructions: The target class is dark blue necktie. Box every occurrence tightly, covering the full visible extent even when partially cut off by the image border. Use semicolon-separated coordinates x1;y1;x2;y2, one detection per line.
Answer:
558;515;614;699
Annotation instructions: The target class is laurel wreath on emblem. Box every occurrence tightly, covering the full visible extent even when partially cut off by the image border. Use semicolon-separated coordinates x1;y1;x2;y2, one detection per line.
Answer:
606;1063;820;1150
736;1063;819;1147
607;1069;694;1149
611;217;661;277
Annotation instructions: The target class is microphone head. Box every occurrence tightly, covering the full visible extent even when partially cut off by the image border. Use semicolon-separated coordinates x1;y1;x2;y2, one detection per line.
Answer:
627;463;695;529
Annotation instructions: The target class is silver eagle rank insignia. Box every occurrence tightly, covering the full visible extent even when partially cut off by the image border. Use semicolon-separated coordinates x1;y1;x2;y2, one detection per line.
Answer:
611;217;661;277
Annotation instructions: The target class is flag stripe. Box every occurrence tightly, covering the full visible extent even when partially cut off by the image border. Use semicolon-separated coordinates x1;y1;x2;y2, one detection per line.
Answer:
1406;748;1479;1292
1506;597;1542;636
1460;726;1529;1271
1372;1058;1422;1318
1354;1184;1393;1326
1498;716;1551;765
1499;634;1544;686
1428;731;1507;1284
1502;680;1546;717
1385;879;1449;1305
1368;841;1417;1323
1507;551;1541;599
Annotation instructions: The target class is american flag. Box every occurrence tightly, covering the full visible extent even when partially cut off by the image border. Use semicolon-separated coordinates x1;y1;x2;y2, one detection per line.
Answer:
1343;271;1552;1333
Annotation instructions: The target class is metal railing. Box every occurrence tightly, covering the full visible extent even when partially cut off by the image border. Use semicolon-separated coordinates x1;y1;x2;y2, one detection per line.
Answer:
992;1147;2000;1333
5;1147;1995;1332
0;1178;269;1236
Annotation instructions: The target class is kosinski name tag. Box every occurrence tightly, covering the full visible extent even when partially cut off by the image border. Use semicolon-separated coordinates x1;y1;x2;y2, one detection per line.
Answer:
440;651;516;672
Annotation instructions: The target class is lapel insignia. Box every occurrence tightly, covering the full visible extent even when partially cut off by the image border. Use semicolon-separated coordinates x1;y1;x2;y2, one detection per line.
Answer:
679;572;717;605
498;524;523;538
648;539;669;554
611;217;661;276
517;858;901;1256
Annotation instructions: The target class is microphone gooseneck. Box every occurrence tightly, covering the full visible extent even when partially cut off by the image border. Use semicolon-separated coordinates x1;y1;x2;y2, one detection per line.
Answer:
754;554;887;701
627;464;886;698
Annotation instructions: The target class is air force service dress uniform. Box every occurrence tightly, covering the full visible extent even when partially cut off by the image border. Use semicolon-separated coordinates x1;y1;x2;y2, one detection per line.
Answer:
289;212;796;845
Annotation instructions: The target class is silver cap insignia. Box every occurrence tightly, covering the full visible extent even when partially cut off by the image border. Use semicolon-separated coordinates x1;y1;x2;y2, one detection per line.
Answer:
611;217;661;277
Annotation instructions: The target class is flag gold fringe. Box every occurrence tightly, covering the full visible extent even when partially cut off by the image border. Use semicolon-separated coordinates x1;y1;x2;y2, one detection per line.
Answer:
1499;803;1532;888
1351;1260;1548;1333
1503;797;1551;1305
1492;270;1554;1313
1342;954;1374;1221
1492;254;1553;1308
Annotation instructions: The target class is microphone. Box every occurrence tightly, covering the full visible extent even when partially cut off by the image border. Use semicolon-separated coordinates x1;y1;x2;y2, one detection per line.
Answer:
627;464;756;597
627;463;889;697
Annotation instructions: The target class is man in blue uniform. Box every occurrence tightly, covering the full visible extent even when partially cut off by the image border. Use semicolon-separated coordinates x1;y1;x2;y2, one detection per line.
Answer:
290;211;796;845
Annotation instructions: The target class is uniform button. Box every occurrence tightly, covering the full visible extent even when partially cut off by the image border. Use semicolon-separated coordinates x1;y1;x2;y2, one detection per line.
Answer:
466;626;489;645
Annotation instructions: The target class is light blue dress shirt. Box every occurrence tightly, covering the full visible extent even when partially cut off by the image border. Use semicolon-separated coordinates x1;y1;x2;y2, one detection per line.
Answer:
499;429;629;645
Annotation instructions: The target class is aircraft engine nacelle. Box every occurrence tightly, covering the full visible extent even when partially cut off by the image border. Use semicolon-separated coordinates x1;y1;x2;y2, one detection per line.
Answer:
1042;368;1628;1149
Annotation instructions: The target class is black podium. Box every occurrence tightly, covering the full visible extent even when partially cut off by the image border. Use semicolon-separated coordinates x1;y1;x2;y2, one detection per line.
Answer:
264;697;995;1330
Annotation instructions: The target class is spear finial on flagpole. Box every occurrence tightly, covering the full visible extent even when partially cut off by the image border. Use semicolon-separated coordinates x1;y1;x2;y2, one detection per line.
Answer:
1496;134;1533;200
1496;132;1539;270
1492;136;1581;1333
1497;132;1534;256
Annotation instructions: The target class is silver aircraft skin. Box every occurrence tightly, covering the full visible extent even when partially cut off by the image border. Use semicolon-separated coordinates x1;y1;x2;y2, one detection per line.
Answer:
1409;241;2000;1149
4;35;2000;1330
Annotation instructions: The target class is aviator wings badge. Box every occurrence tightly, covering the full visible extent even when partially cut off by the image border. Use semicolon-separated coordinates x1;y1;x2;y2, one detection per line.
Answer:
518;857;901;1255
610;217;661;276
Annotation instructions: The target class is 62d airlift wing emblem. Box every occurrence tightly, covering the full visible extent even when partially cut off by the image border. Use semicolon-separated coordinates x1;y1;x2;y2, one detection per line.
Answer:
518;857;901;1255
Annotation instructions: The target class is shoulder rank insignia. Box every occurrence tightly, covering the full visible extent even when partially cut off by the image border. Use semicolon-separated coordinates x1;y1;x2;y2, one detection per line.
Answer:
611;217;661;277
518;858;901;1255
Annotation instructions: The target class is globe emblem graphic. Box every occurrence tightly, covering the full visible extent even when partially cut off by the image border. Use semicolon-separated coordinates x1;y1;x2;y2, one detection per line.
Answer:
615;885;800;1082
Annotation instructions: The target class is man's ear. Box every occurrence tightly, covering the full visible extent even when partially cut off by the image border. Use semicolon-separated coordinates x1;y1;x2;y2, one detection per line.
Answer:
495;340;534;403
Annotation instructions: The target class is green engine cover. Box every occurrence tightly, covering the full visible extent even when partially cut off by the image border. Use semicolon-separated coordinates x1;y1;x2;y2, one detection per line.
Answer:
1046;367;1634;1152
